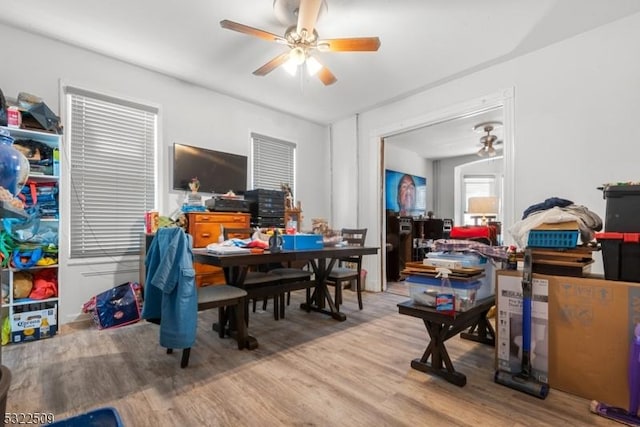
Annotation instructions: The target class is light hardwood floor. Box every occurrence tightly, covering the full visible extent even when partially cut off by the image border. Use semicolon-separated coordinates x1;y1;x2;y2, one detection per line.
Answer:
4;289;617;426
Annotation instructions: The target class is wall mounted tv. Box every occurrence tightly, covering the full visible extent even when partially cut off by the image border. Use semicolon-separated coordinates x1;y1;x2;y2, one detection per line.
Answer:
172;143;248;194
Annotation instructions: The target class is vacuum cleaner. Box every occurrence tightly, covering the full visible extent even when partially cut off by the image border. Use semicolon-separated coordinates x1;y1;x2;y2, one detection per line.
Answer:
589;323;640;426
494;247;550;399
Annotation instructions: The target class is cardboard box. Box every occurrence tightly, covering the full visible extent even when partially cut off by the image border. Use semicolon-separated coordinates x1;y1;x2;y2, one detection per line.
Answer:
496;271;640;407
144;211;159;234
548;274;640;408
533;221;580;230
11;306;58;344
496;270;549;384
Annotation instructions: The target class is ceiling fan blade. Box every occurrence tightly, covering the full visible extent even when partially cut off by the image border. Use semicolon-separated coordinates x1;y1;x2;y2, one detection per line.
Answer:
317;37;381;52
220;20;287;44
253;51;291;76
297;0;323;39
317;66;337;86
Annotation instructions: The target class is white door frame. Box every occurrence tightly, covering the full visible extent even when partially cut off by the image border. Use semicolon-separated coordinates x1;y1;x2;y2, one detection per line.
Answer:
373;88;515;290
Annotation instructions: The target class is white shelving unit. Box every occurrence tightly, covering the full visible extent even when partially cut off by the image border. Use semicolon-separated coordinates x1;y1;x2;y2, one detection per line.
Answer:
1;126;61;344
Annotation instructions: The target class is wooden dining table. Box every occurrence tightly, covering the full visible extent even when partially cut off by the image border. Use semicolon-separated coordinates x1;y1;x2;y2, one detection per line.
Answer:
193;245;379;349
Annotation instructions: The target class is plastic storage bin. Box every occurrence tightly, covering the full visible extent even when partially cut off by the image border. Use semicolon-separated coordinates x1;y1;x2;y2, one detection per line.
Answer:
425;251;486;268
527;230;579;248
281;234;323;250
601;184;640;232
424;252;495;299
49;407;124;427
406;275;482;312
596;232;640;282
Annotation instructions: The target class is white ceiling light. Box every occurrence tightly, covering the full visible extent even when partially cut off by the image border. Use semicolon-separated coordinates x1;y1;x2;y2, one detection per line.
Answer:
283;46;310;76
282;47;323;77
282;58;299;76
289;46;306;65
306;56;322;76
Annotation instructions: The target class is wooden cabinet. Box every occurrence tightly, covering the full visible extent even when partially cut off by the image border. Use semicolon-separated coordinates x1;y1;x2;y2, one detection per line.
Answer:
187;212;250;287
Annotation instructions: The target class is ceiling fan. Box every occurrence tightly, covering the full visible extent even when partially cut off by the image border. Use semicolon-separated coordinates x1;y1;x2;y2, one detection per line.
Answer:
473;121;503;157
220;0;381;85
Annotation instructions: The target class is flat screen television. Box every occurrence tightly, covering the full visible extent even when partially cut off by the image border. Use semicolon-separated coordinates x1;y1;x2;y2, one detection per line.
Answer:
384;169;427;215
173;143;248;194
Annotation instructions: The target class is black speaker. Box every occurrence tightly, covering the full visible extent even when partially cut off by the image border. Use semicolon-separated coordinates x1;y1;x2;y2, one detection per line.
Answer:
386;216;413;281
443;219;453;239
413;218;444;240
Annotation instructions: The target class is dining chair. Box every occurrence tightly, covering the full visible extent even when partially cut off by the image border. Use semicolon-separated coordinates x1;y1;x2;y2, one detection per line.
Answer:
172;284;248;368
326;228;367;310
143;227;250;368
263;230;313;317
222;227;288;320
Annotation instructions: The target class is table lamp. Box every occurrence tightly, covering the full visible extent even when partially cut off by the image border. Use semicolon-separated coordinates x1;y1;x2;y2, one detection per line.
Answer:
467;196;498;225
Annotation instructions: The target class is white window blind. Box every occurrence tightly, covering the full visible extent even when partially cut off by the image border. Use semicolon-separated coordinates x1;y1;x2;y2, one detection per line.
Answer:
65;86;157;258
251;133;296;193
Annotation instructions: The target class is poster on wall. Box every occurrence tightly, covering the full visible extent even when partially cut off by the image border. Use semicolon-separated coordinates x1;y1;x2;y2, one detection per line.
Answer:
385;169;427;216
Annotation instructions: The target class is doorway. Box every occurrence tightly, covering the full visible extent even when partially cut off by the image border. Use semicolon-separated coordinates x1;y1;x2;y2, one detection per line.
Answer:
376;89;515;292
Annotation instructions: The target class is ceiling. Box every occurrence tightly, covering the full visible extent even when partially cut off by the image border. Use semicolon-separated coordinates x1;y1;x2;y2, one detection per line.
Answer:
385;107;505;160
1;0;639;130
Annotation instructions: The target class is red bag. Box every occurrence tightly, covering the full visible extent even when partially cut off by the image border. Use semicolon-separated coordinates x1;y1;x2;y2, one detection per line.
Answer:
29;269;58;299
450;225;496;243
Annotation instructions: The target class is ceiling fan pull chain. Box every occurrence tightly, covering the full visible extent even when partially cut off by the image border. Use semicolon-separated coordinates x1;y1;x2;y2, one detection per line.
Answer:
299;65;305;93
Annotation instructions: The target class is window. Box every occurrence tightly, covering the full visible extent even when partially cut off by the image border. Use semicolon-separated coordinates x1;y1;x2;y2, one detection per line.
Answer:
462;175;498;225
251;133;296;194
65;86;157;258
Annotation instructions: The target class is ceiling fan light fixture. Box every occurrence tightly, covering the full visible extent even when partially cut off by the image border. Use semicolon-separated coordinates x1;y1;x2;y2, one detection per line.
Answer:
480;134;497;145
289;46;306;65
306;56;322;76
282;57;299;75
474;120;502;157
222;1;379;86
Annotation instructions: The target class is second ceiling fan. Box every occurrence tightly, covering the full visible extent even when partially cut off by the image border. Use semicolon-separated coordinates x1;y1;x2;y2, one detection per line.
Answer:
474;121;503;158
220;0;381;85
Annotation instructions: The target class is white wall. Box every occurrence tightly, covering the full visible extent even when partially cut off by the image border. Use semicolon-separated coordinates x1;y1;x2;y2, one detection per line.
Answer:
332;12;640;290
0;24;329;324
329;116;357;230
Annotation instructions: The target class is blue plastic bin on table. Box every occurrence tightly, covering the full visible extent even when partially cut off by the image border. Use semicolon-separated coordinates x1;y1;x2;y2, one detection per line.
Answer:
282;234;323;250
527;229;579;248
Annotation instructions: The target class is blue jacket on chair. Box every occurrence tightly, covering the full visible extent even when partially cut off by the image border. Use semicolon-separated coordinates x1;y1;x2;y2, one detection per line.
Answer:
142;227;197;350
